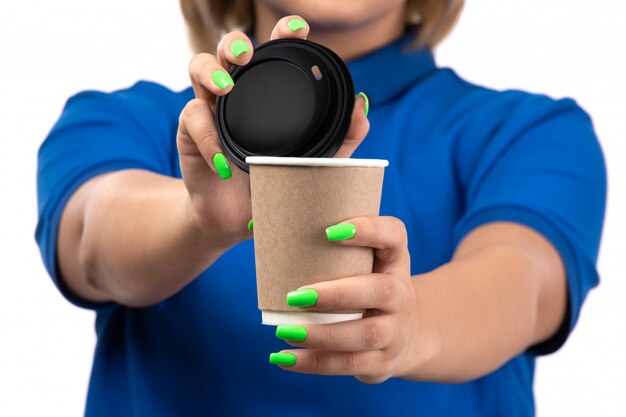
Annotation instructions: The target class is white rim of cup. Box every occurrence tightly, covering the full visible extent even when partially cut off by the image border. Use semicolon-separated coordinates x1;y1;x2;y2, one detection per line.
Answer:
261;310;364;325
246;156;389;168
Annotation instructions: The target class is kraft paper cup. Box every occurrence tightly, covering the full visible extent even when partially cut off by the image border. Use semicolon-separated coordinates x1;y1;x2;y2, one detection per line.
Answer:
247;157;388;325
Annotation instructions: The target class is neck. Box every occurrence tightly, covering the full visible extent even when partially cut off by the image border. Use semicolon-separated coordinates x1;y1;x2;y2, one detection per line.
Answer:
253;3;406;61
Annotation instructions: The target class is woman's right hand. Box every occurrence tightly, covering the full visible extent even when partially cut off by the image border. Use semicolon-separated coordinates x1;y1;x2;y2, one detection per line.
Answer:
177;16;370;246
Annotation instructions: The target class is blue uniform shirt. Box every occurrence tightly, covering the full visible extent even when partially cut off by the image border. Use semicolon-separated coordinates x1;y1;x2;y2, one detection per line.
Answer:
36;34;606;416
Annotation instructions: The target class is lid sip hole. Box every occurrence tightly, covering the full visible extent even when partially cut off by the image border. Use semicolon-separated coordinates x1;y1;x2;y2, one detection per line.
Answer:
311;65;323;80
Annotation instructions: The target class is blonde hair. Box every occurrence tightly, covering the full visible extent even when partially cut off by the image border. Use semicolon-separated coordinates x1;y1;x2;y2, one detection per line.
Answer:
180;0;464;54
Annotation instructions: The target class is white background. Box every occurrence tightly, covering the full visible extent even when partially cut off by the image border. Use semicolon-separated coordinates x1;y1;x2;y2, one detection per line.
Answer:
1;1;624;415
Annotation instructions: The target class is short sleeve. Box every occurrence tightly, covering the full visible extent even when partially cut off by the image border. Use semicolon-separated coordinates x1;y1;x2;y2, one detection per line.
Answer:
453;93;606;354
35;81;184;309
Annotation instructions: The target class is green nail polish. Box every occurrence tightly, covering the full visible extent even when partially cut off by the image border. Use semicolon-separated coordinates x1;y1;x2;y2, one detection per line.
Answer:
358;92;369;117
212;153;232;180
325;223;357;241
287;289;318;307
288;18;307;32
276;325;307;342
211;69;234;90
248;219;254;231
269;352;297;366
230;39;250;57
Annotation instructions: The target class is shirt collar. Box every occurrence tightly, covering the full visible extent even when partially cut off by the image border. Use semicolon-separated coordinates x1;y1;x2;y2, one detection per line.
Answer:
347;32;437;107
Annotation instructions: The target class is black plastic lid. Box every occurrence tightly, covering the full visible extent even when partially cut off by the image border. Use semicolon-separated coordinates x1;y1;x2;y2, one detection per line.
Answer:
215;39;355;172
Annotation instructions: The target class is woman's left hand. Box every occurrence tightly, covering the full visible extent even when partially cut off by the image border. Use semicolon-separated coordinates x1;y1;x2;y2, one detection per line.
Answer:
270;216;428;384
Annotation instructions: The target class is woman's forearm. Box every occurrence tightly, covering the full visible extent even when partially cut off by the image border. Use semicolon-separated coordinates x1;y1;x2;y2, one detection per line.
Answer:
58;169;245;307
401;223;566;382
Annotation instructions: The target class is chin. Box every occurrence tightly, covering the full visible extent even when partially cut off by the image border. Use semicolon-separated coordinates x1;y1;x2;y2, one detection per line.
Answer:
259;0;406;29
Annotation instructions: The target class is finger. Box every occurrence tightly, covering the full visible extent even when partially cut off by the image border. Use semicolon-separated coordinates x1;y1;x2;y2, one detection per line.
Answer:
217;31;254;70
278;315;395;352
188;53;235;100
325;216;410;274
177;98;231;179
273;349;389;380
289;273;405;313
270;15;310;40
334;93;370;158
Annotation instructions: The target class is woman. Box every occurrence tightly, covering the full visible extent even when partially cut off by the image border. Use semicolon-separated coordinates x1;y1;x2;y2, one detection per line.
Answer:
36;0;606;415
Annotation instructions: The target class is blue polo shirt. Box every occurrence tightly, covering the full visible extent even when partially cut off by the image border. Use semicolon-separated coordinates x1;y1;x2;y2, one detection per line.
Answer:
36;34;606;416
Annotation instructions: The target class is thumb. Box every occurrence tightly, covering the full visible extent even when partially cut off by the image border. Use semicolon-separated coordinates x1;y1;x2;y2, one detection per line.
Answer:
334;93;370;158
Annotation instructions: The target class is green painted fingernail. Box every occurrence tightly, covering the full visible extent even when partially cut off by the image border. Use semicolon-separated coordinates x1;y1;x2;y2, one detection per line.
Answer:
248;219;254;231
212;153;232;180
211;69;234;90
325;222;357;241
287;289;318;307
288;18;307;32
230;39;250;57
358;92;369;117
276;325;307;342
269;352;297;366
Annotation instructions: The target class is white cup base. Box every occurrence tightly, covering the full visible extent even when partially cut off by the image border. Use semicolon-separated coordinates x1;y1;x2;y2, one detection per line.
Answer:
261;311;363;326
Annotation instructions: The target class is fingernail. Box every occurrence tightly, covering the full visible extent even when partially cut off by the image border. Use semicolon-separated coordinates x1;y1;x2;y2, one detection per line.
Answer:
212;153;232;180
230;39;250;57
276;325;307;342
286;289;318;307
211;69;234;90
358;92;369;117
248;219;254;231
269;352;297;366
325;222;357;241
288;18;307;32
